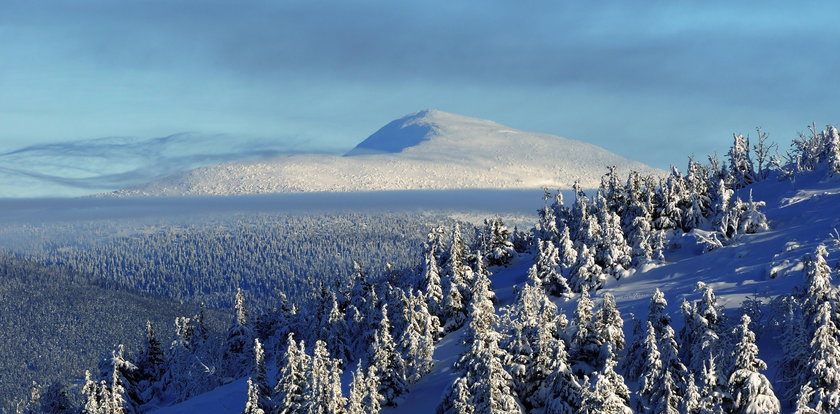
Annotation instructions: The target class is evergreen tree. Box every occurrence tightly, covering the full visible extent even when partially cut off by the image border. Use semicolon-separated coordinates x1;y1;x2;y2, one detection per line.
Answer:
620;314;645;379
437;377;474;414
421;246;445;319
369;305;408;405
345;362;369;414
536;241;571;297
570;244;603;293
484;217;515;266
684;373;702;414
224;289;255;379
581;344;632;414
136;320;165;403
826;125;840;176
636;322;662;413
799;301;840;413
648;288;670;336
558;226;578;277
727;314;780;414
243;339;270;414
274;334;308;414
81;370;107;414
540;339;582;414
243;378;266;414
728;133;755;189
593;293;624;370
569;290;596;373
698;356;728;414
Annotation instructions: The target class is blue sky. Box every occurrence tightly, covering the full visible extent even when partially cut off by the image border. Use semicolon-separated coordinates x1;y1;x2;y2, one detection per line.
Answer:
2;1;839;196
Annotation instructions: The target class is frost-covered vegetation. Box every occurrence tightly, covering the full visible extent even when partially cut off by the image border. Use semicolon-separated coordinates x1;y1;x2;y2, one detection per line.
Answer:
10;124;840;413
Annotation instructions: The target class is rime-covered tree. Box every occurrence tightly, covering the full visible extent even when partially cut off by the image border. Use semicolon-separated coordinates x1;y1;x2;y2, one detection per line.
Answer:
581;344;632;414
593;293;624;370
569;290;596;371
437;377;474;414
484;217;515;266
698;356;728;414
398;290;439;383
540;339;582;413
728;133;755;189
242;339;270;414
223;289;255;379
136;320;165;403
636;322;662;413
681;284;724;375
826;125;840;176
570;244;603;293
648;288;670;337
799;301;840;413
420;246;445;319
536;241;571;297
620;314;646;379
727;314;780;414
274;334;308;413
369;305;408;405
302;340;346;413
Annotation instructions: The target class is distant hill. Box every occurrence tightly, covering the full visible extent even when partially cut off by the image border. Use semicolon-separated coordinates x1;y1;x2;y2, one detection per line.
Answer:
112;110;662;196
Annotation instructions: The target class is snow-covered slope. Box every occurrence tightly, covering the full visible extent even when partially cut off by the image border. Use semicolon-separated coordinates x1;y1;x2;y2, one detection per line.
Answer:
149;171;840;414
113;110;661;196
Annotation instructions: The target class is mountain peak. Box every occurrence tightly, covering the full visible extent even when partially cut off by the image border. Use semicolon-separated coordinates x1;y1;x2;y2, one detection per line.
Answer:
344;109;500;156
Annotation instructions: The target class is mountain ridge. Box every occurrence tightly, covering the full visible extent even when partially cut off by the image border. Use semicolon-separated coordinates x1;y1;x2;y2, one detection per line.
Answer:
112;110;663;197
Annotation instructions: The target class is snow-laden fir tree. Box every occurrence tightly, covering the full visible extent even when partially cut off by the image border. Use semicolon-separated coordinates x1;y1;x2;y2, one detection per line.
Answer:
94;344;139;414
346;361;382;414
648;288;671;337
596;208;632;279
570;244;603;293
398;290;439;383
483;217;515;267
593;293;624;370
620;314;646;379
699;356;729;414
135;320;165;404
558;226;578;278
539;338;582;413
369;305;408;406
680;284;724;375
804;245;835;315
653;325;688;414
301;340;345;413
826;125;840;176
581;344;632;414
437;377;474;414
728;133;755;189
274;333;308;413
81;370;108;414
683;373;702;414
628;211;654;266
727;314;780;414
242;339;270;414
798;301;840;413
324;292;350;361
569;290;597;373
420;245;445;319
223;289;255;379
636;322;662;413
536;240;572;297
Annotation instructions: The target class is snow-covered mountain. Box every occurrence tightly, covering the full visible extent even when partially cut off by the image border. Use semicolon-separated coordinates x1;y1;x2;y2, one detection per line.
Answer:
112;110;662;196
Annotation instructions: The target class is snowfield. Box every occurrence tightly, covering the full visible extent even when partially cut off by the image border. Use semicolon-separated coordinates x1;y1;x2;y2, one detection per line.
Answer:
112;110;662;197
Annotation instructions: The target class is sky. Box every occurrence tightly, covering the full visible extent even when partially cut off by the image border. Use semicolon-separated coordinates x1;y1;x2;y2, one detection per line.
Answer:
2;0;839;197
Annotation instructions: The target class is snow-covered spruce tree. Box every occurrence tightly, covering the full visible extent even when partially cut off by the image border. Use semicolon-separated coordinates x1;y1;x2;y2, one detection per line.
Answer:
826;125;840;176
301;340;346;413
628;211;654;266
346;361;383;414
484;217;515;267
223;289;255;379
398;290;438;383
570;244;604;293
643;288;671;341
653;325;688;413
636;322;662;413
81;370;107;414
581;344;632;414
540;338;582;414
242;339;271;414
683;373;702;414
558;225;578;279
437;376;474;414
728;133;755;189
596;207;632;280
680;284;724;376
620;314;645;379
369;305;408;406
727;314;780;414
243;379;266;414
798;301;840;413
96;344;140;414
536;240;572;297
274;333;308;413
804;245;835;316
420;245;445;320
324;292;350;361
699;355;729;414
569;289;597;374
593;293;624;371
135;320;165;403
36;381;74;414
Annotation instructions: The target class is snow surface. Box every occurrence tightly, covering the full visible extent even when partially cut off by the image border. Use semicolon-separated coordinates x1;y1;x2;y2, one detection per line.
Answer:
113;110;662;197
148;171;840;414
